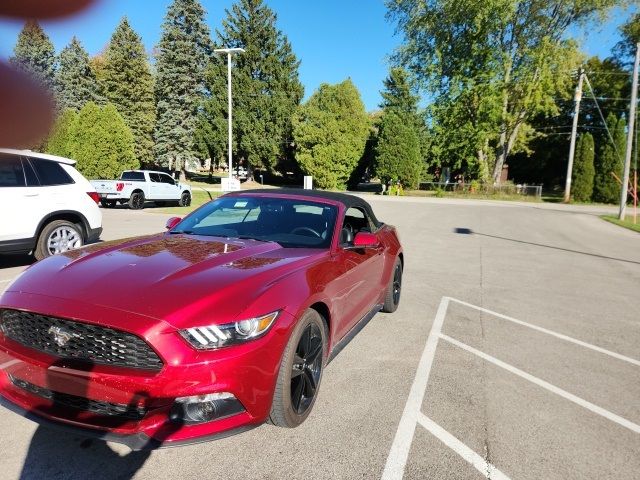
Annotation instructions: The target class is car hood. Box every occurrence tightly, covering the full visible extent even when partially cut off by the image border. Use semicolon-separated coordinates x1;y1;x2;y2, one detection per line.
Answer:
6;234;323;328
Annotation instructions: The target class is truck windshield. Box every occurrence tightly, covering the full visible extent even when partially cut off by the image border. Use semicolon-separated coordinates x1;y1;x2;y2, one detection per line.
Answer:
120;171;145;181
171;196;337;248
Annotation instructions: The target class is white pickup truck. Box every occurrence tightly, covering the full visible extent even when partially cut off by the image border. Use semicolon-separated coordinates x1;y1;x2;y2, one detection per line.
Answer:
91;170;192;209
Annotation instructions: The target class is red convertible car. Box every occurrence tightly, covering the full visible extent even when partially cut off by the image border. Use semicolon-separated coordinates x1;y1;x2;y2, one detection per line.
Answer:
0;189;403;449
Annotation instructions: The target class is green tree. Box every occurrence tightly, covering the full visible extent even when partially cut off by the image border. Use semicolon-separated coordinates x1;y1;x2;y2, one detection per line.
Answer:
387;0;620;183
614;12;640;66
51;102;137;179
198;0;303;177
292;79;370;190
55;37;103;111
594;114;626;203
46;109;79;158
374;111;422;188
10;20;55;88
102;18;156;165
374;67;424;188
572;133;595;202
154;0;211;173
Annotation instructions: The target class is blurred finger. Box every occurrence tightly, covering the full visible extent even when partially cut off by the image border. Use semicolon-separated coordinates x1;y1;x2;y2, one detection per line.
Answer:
0;61;54;148
0;0;95;20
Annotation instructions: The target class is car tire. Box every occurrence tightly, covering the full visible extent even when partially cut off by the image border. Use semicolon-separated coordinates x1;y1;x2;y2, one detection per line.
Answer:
382;258;402;313
128;191;145;210
179;191;191;207
34;220;84;260
269;309;327;428
101;200;116;208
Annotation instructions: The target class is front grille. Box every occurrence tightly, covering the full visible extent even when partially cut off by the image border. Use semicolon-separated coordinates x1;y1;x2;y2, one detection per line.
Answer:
9;375;146;420
0;309;163;371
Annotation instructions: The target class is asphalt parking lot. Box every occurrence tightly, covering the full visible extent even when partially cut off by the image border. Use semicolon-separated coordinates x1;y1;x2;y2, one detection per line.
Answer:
1;197;639;480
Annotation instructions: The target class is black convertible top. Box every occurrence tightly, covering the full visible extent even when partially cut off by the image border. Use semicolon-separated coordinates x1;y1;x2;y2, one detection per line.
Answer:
232;188;382;227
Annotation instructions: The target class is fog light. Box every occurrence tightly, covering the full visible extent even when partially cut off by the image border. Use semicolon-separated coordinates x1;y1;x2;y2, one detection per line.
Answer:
170;392;245;424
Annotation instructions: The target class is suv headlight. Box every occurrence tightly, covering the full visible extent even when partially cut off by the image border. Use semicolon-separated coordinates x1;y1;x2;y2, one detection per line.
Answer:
180;311;279;350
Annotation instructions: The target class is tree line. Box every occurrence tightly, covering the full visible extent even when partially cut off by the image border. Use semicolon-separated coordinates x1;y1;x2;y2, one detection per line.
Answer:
10;0;640;198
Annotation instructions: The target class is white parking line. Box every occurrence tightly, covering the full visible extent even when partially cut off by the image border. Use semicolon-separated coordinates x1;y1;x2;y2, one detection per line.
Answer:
383;296;640;480
417;412;511;480
449;298;640;367
381;297;449;480
440;334;640;434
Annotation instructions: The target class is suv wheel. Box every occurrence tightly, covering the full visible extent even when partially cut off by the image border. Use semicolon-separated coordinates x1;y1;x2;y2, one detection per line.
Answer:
35;220;84;260
179;191;191;207
128;191;145;210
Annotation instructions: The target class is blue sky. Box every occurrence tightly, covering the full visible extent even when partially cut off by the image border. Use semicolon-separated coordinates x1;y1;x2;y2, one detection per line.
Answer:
0;1;636;111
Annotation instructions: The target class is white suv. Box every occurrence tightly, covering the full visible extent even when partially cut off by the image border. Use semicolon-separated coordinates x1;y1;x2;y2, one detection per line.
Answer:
0;149;102;260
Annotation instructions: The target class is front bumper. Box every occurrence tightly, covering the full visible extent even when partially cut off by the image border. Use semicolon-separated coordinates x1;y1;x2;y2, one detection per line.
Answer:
0;293;294;448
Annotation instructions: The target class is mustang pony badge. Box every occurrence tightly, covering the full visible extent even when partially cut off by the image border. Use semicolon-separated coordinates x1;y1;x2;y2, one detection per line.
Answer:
48;326;79;347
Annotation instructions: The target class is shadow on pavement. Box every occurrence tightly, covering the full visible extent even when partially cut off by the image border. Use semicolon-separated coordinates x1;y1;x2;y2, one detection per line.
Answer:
0;254;35;269
454;227;640;265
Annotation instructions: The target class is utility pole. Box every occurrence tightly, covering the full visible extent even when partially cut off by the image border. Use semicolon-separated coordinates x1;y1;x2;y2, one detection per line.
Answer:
619;43;640;220
564;68;585;203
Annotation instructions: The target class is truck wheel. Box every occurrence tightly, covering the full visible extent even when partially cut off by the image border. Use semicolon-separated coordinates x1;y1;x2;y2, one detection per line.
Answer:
179;191;191;207
129;191;145;210
34;220;84;260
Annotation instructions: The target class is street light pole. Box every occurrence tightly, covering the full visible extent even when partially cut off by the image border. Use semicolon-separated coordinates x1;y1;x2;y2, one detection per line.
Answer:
214;47;245;181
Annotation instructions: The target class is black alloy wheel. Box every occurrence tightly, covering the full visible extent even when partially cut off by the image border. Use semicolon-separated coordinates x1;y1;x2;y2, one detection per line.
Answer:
290;322;323;415
129;191;145;210
382;257;402;313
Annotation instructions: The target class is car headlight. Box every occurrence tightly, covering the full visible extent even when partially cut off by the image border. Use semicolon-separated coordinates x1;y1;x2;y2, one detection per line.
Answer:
180;311;279;350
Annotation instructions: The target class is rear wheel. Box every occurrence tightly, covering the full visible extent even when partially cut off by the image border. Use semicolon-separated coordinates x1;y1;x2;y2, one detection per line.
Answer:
179;191;191;207
34;220;84;260
128;191;145;210
382;258;402;313
269;309;327;428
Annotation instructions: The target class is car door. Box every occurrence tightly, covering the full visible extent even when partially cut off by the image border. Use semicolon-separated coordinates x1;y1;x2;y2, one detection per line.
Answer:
148;173;164;200
0;154;43;242
330;207;385;341
160;173;179;200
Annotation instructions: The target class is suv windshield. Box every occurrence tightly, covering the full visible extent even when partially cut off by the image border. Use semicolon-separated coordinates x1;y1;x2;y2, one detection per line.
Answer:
172;196;337;248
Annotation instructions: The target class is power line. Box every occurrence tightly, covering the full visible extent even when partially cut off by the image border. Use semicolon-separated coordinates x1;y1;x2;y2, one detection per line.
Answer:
584;74;624;164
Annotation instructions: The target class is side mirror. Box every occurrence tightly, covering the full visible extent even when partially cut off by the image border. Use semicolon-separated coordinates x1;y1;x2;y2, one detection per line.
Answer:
352;232;379;248
165;217;182;230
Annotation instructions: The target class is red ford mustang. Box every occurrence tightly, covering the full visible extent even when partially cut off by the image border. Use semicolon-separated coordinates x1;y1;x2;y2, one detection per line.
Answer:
0;189;403;449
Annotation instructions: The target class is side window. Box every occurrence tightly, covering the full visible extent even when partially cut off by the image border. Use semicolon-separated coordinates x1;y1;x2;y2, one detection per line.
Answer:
0;155;26;187
161;174;175;185
22;158;39;186
344;207;372;233
149;173;162;183
30;158;74;186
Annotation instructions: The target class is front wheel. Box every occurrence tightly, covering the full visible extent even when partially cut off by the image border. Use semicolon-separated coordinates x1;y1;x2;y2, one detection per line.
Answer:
269;309;327;428
34;220;84;260
128;191;145;210
179;191;191;207
382;258;402;313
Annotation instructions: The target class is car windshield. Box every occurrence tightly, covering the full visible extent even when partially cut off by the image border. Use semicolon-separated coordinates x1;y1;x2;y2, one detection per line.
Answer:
172;196;338;248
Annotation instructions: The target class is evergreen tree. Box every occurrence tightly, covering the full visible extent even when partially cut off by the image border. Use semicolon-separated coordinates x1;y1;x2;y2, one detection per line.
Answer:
571;133;595;202
594;114;626;204
374;111;422;189
154;0;211;172
374;67;424;188
198;0;303;177
55;37;103;111
102;17;156;165
10;20;56;88
292;79;370;190
72;102;138;179
46;109;79;158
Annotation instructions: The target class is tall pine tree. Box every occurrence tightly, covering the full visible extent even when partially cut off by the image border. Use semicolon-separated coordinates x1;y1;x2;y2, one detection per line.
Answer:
594;114;626;204
55;37;103;111
102;17;156;165
10;20;55;88
293;79;370;190
198;0;303;177
154;0;211;172
571;133;595;202
374;67;424;188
